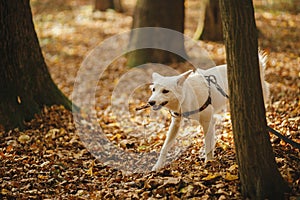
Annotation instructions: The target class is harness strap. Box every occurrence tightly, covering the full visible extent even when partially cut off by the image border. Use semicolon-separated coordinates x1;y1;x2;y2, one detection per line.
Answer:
170;96;211;118
169;74;225;118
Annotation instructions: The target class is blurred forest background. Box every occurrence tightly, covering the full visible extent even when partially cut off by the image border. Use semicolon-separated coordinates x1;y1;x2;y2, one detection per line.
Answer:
30;0;299;105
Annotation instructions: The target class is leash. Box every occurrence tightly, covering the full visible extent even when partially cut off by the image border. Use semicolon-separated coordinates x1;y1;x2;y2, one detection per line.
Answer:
267;126;300;149
171;74;300;149
207;74;300;149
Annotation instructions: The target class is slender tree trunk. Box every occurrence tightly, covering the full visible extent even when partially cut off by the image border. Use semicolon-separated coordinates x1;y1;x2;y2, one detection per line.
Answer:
194;0;223;41
219;0;289;199
126;0;186;67
0;0;73;130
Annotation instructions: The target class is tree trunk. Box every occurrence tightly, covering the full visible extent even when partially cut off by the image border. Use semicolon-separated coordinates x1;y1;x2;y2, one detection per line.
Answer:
194;0;223;41
0;0;73;130
126;0;186;67
219;0;289;199
94;0;123;12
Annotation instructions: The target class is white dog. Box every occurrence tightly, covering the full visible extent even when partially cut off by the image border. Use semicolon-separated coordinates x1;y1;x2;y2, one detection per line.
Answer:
148;53;269;171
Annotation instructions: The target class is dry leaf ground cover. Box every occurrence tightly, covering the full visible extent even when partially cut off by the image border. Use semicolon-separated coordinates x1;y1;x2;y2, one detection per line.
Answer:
1;0;299;199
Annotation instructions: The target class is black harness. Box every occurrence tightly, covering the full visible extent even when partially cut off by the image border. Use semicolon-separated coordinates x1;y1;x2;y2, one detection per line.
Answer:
170;96;212;118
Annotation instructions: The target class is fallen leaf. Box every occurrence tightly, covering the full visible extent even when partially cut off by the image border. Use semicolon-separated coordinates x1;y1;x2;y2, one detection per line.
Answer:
87;166;93;176
180;184;194;194
224;172;239;181
1;188;10;195
228;164;238;171
18;134;30;144
6;145;13;152
202;173;220;181
163;177;181;185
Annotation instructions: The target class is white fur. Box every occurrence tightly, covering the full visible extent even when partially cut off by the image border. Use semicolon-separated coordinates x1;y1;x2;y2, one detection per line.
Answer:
148;53;269;171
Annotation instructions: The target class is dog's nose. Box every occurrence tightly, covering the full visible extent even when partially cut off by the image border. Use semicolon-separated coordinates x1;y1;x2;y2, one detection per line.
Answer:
148;101;156;106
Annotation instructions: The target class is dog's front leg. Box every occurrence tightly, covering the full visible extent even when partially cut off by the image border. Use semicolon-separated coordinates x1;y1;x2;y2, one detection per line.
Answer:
152;117;181;171
200;112;215;162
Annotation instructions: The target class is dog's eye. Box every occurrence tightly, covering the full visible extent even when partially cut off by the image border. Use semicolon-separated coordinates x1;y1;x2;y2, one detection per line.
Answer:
162;89;169;94
152;88;155;92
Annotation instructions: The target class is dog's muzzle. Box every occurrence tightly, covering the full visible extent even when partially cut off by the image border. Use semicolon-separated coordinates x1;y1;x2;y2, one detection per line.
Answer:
148;101;168;111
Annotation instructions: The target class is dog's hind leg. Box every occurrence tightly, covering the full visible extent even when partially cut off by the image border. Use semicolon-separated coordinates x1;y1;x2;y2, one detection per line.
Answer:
200;112;216;162
152;117;181;171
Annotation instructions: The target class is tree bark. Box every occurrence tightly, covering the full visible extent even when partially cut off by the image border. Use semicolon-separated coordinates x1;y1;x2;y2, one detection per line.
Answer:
194;0;223;41
219;0;289;199
0;0;73;130
126;0;186;67
94;0;123;12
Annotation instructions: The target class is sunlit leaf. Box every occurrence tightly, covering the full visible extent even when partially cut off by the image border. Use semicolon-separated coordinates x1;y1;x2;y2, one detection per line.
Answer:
202;173;220;181
224;172;239;181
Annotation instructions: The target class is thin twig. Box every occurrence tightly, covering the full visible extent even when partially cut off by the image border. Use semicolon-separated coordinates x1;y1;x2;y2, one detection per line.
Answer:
135;104;150;111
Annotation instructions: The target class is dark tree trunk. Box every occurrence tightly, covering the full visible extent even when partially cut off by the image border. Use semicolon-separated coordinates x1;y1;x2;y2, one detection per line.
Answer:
194;0;223;41
0;0;73;130
126;0;186;67
94;0;123;12
219;0;289;199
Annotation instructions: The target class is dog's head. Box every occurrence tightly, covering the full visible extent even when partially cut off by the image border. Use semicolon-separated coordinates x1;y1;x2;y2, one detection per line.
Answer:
148;70;193;111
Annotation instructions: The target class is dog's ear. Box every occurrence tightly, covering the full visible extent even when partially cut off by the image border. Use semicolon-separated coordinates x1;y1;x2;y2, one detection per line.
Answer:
152;72;163;82
177;70;193;86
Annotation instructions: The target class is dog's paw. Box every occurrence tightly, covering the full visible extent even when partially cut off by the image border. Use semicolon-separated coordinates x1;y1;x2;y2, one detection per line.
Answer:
205;151;214;162
152;161;164;171
151;164;162;171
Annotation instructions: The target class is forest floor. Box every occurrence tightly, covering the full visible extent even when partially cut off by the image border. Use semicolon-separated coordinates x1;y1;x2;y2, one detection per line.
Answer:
1;0;299;199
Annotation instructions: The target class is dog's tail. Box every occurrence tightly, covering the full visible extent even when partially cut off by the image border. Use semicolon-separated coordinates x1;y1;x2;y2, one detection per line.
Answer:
259;50;270;103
